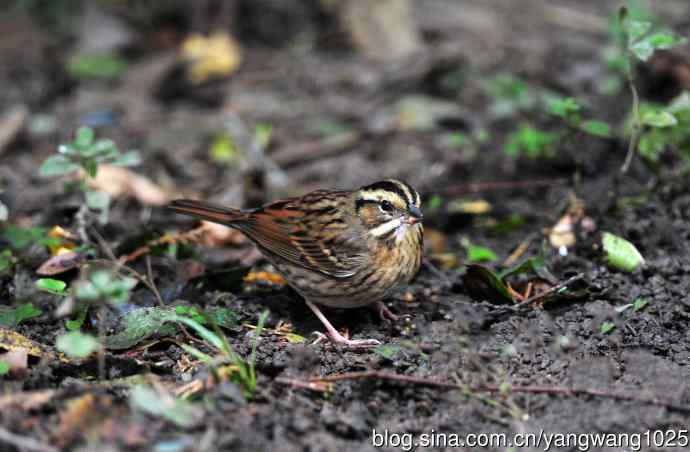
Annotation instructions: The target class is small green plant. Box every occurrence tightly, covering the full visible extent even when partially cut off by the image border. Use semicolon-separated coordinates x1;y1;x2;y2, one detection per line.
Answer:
129;384;202;428
56;330;100;359
483;73;537;118
171;310;269;398
600;321;616;334
2;225;58;251
617;6;687;173
40;126;140;224
504;124;557;159
54;271;138;363
633;296;649;312
544;95;612;138
0;303;42;329
461;238;498;263
0;250;14;273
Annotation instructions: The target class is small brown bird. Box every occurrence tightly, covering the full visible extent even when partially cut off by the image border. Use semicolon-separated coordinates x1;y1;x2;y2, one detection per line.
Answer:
168;179;423;348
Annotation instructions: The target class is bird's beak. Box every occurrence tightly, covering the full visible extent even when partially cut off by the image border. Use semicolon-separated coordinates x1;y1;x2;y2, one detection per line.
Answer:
406;205;423;224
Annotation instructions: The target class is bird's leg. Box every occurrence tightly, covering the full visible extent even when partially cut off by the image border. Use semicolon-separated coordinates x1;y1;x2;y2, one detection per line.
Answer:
370;301;399;323
305;301;380;348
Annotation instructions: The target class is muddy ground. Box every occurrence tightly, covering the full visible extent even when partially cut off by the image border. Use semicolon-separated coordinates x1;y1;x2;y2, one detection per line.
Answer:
2;1;690;451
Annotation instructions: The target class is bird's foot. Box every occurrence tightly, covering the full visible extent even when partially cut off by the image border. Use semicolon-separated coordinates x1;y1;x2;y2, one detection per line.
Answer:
310;330;380;349
371;301;399;323
306;300;381;349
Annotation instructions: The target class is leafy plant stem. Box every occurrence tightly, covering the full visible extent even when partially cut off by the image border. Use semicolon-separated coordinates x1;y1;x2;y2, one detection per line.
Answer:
621;73;641;174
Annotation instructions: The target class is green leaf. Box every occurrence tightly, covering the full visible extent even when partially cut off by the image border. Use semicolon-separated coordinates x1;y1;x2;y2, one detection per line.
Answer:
74;126;95;149
600;322;616;334
56;331;99;358
66;305;89;331
0;303;42;328
2;225;45;250
602;232;645;272
462;264;514;304
129;385;201;428
545;95;581;118
668;91;690;113
374;344;399;360
580;120;612;137
0;362;9;375
427;194;443;212
83;159;99;178
36;278;67;295
630;39;654;61
112;150;141;167
641;110;677;128
172;316;226;353
644;32;687;51
0;250;13;273
39;155;79;177
624;19;652;41
633;297;649;312
466;244;498;263
499;253;558;285
67;53;128;80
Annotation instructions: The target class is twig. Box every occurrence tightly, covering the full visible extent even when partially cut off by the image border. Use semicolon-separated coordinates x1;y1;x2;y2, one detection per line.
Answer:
620;74;641;174
0;426;59;452
145;255;165;307
512;273;585;310
277;370;690;414
485;273;586;323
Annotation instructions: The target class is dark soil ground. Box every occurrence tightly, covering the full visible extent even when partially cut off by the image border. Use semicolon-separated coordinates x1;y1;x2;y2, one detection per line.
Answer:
2;1;690;451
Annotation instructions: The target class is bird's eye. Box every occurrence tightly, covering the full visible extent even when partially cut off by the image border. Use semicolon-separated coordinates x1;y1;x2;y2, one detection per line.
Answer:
379;200;394;213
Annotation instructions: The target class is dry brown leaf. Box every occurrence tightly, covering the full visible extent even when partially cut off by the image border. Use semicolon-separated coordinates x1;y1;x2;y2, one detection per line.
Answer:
83;164;170;205
37;251;86;275
197;221;245;247
243;271;286;285
57;393;97;445
0;389;57;411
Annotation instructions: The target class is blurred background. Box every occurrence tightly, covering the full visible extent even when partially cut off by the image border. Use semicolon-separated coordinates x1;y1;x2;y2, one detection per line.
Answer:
1;0;690;224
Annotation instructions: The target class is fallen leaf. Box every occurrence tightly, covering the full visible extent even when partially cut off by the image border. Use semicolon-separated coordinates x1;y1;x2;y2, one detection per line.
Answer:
197;221;246;247
57;394;97;445
0;389;57;411
37;251;86;275
244;271;286;285
47;226;77;256
448;199;492;215
0;327;66;363
462;264;514;304
602;232;645;272
80;164;170;205
181;31;242;84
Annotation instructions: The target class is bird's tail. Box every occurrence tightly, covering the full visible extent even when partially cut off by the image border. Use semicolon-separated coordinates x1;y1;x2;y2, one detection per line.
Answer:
167;199;246;225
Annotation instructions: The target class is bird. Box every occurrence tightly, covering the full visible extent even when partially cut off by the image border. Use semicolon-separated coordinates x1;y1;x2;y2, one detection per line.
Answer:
167;179;423;348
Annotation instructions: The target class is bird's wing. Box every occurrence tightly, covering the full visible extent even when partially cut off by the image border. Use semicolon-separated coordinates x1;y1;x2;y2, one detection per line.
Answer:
239;197;367;278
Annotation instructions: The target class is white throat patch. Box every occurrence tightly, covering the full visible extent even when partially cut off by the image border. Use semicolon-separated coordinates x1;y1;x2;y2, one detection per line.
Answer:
369;218;403;237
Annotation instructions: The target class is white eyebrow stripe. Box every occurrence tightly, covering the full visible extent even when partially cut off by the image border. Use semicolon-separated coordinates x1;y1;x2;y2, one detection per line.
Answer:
369;218;402;237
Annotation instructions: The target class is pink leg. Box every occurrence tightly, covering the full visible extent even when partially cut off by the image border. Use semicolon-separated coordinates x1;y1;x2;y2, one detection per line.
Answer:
371;301;399;323
305;301;380;348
